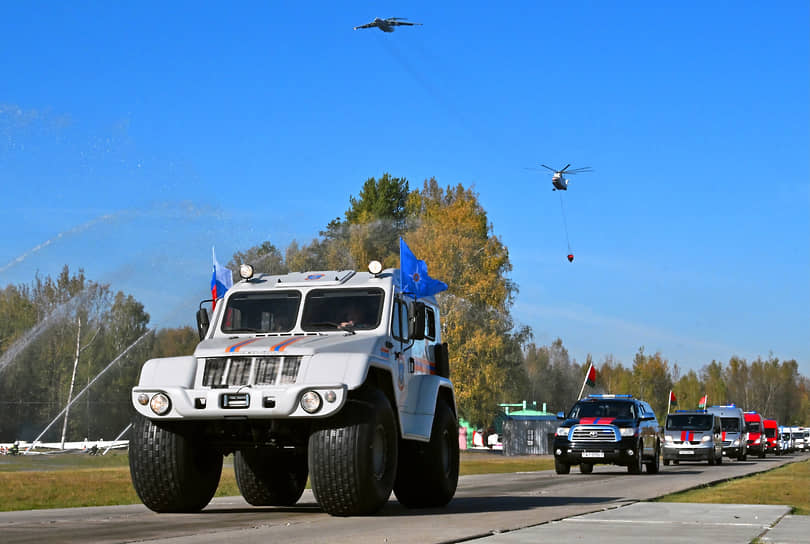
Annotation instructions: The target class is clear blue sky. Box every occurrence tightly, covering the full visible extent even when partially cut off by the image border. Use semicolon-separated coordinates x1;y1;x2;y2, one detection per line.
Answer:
1;2;808;376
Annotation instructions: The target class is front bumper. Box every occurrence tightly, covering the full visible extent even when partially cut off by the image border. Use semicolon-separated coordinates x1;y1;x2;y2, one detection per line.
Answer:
747;442;765;455
553;437;639;466
131;384;348;420
663;444;714;461
722;445;744;457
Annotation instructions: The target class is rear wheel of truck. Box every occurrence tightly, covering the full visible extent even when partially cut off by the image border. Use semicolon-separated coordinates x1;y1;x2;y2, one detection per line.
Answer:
393;397;459;508
645;441;661;473
129;414;222;513
554;458;571;474
235;447;308;506
309;386;398;516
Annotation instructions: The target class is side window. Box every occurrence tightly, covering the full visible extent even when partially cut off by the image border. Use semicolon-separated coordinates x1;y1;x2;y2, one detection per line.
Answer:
391;298;410;342
425;306;436;340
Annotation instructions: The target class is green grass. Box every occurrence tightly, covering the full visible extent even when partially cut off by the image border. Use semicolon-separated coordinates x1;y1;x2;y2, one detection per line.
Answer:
656;458;810;515
0;450;552;512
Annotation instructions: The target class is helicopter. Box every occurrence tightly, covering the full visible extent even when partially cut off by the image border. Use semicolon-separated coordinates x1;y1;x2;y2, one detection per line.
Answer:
540;164;593;191
353;17;423;32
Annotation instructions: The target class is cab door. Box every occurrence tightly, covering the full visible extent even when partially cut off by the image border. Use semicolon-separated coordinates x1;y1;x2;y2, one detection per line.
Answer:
390;296;413;409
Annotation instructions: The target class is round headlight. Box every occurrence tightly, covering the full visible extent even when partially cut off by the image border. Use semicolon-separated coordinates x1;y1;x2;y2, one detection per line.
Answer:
301;391;322;414
150;393;171;415
368;260;382;275
239;264;254;280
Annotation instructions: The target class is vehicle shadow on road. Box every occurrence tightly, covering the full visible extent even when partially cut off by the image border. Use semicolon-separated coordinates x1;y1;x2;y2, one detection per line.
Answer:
379;495;621;516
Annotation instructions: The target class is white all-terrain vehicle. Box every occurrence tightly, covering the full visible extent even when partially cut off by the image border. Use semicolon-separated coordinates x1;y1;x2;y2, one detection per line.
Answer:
129;262;459;516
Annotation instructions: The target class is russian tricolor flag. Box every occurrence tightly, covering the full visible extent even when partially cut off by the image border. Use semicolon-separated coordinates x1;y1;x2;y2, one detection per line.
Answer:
211;248;233;310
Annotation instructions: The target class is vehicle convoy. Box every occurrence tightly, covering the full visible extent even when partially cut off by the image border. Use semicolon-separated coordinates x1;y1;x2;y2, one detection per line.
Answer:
663;410;723;466
553;394;661;475
128;262;459;516
763;419;779;455
744;411;767;458
706;404;748;460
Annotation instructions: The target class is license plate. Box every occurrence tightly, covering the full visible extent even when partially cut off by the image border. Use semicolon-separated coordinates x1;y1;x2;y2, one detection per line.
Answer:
582;451;604;458
680;450;694;455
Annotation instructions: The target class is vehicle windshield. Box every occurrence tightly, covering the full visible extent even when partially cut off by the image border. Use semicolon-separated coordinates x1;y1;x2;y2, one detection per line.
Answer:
300;288;384;331
765;427;776;438
720;417;741;432
569;401;635;419
221;291;301;333
746;421;761;433
666;414;713;431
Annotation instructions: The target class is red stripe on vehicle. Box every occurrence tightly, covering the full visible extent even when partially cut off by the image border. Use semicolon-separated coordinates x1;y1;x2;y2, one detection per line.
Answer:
272;337;306;352
228;338;260;352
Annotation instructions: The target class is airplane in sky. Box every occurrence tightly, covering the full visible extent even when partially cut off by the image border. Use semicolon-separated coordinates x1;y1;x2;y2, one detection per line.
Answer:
353;17;423;32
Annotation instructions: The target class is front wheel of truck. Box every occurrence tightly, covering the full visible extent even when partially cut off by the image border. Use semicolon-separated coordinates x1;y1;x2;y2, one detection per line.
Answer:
309;386;398;516
129;414;222;513
235;447;308;506
554;458;571;474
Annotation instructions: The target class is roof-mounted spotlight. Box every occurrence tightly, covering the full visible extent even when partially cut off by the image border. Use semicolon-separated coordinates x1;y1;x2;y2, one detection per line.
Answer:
368;260;382;276
239;264;255;280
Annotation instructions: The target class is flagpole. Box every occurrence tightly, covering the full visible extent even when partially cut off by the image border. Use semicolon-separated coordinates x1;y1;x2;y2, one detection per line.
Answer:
667;390;671;414
577;363;592;400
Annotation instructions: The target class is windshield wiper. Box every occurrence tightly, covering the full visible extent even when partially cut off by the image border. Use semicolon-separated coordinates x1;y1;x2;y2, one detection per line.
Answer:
307;322;356;335
224;327;263;333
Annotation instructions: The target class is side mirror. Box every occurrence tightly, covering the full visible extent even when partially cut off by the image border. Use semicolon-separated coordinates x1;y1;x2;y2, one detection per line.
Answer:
557;411;565;420
196;308;210;340
409;302;426;340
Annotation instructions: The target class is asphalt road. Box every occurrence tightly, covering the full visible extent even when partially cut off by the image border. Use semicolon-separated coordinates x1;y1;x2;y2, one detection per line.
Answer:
1;453;802;544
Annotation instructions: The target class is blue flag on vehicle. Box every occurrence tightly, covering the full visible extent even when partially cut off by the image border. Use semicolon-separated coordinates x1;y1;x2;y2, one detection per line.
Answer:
399;237;447;298
210;247;233;309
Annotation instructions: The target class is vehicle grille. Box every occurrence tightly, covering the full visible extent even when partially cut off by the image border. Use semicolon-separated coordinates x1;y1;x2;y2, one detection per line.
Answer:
202;356;302;387
571;426;618;442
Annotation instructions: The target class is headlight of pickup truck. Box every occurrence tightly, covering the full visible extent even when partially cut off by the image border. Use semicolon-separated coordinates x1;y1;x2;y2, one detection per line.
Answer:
620;427;636;437
556;427;569;437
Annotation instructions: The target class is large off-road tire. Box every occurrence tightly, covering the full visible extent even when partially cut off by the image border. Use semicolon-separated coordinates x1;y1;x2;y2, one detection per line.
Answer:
129;414;222;513
646;441;661;474
554;458;571;474
579;462;594;474
308;387;398;516
627;440;644;474
235;447;308;506
393;397;459;508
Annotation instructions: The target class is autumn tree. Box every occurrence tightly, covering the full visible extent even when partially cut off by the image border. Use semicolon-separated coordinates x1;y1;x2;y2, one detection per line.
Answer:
406;179;528;426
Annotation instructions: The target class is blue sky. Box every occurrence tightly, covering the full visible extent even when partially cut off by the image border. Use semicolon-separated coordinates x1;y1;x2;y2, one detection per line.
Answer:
1;2;808;376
